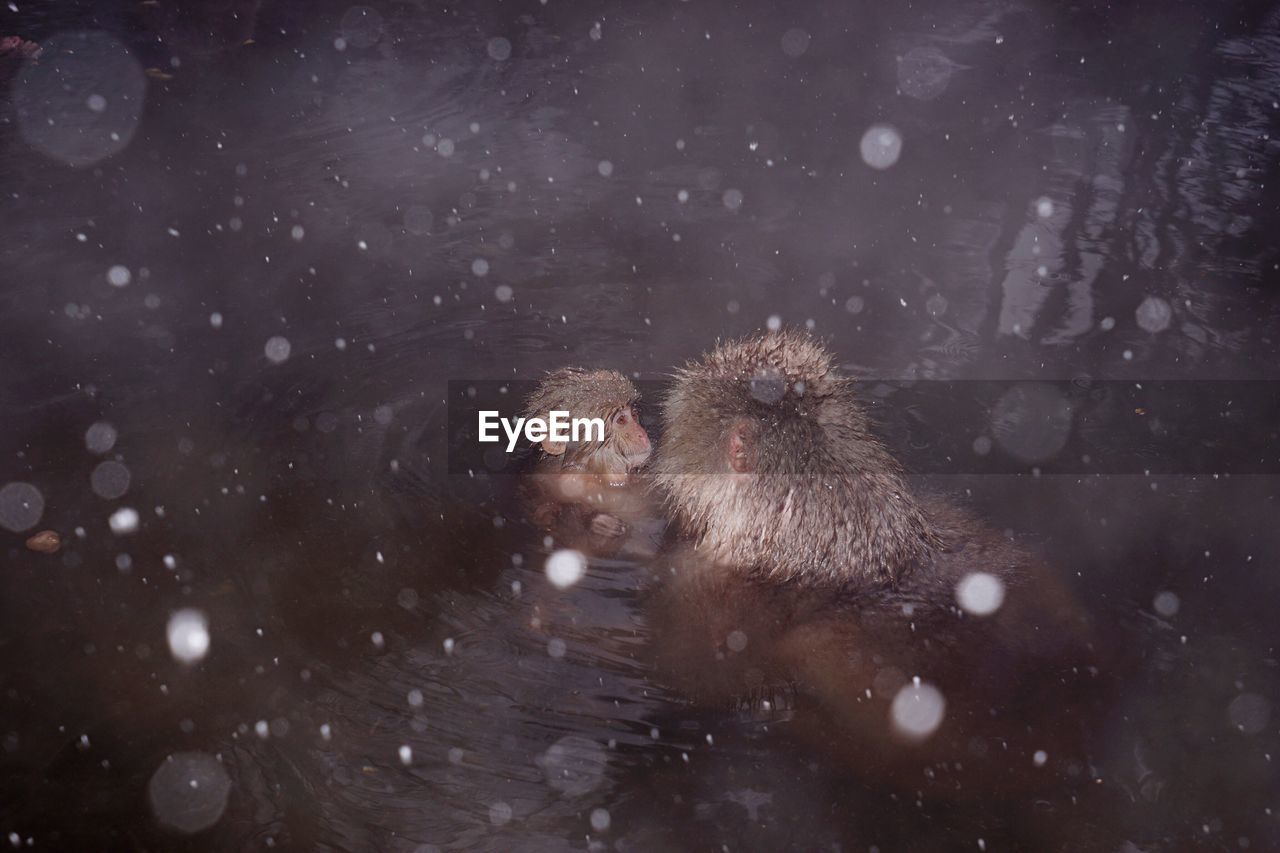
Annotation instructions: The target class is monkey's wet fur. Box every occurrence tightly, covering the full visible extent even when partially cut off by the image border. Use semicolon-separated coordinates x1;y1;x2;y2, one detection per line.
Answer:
644;329;1115;822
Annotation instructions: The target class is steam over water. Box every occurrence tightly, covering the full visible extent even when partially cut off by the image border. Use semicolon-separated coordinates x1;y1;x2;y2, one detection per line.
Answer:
2;0;1280;849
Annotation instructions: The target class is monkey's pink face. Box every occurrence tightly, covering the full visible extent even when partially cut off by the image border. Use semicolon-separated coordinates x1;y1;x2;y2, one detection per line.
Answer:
726;419;757;474
611;406;652;470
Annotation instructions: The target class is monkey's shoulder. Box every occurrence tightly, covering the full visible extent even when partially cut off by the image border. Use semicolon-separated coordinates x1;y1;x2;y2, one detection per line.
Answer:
817;497;1092;650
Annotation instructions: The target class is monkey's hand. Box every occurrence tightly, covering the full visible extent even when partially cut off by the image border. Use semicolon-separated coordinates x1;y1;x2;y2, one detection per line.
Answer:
588;512;627;540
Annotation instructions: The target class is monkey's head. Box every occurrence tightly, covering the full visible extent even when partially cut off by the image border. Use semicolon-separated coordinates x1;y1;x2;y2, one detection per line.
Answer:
524;368;652;477
654;329;937;586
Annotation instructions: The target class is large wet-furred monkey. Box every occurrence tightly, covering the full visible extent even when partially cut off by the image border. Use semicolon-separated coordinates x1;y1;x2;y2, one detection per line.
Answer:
647;329;1107;804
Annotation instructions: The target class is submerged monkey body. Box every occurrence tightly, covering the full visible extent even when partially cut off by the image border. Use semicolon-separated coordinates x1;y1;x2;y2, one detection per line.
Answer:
648;491;1101;804
654;493;1089;696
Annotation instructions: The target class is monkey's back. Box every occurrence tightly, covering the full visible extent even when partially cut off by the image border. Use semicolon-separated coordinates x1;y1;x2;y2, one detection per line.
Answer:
774;493;1106;798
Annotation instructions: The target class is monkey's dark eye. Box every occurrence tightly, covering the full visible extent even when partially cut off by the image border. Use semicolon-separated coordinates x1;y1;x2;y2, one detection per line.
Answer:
615;412;629;425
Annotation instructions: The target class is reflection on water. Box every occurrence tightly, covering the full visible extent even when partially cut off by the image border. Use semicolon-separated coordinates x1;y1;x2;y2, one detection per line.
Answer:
2;0;1280;849
235;552;661;850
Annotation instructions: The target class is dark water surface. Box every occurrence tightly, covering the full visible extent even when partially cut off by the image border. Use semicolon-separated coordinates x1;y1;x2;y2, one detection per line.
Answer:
2;0;1280;849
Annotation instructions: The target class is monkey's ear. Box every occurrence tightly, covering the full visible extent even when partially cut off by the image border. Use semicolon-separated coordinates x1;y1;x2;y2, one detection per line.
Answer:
532;409;567;456
727;419;756;473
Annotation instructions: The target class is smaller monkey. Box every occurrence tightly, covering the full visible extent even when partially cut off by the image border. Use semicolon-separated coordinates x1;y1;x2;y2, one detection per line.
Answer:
520;367;654;555
517;368;661;641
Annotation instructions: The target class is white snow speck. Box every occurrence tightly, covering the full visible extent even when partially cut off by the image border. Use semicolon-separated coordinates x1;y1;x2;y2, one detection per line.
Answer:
107;265;132;287
1153;591;1179;618
264;336;291;364
147;752;231;834
85;421;118;454
780;27;811;57
90;460;131;499
1135;296;1172;333
108;506;140;535
487;37;512;61
489;801;513;826
860;124;903;170
955;572;1005;616
538;735;608;794
897;46;954;100
890;681;946;740
0;482;44;533
166;609;210;664
546;549;586;589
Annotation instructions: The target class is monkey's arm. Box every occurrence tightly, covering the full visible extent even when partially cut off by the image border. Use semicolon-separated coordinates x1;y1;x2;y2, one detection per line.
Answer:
522;475;631;560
